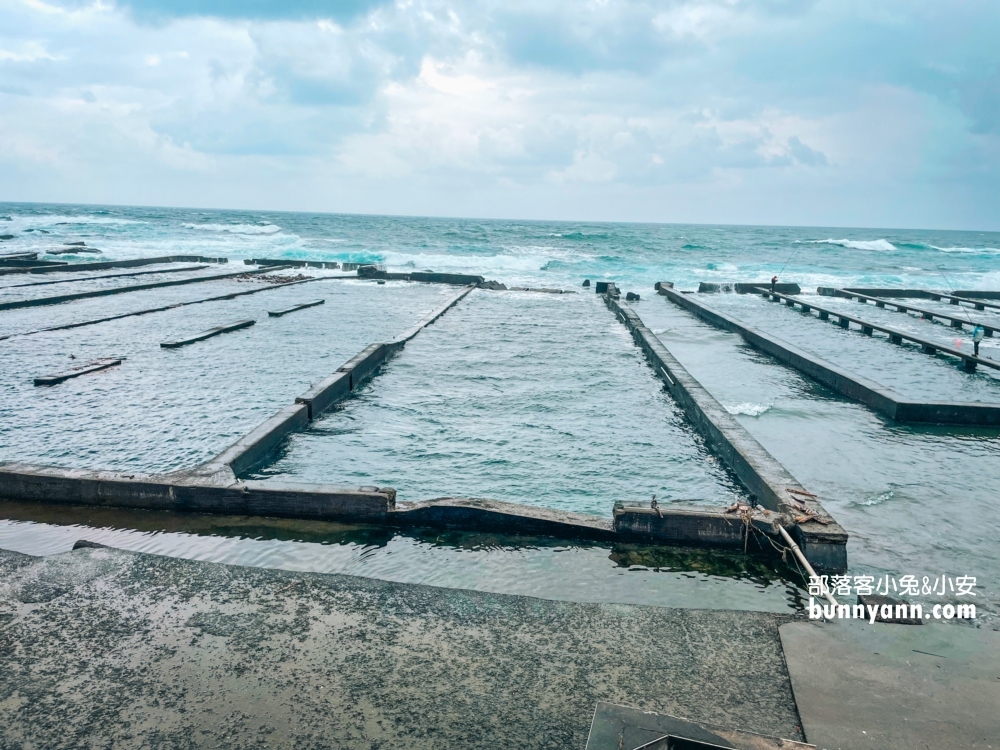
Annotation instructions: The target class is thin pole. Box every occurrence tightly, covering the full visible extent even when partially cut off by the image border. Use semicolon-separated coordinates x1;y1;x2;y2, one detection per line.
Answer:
779;524;838;608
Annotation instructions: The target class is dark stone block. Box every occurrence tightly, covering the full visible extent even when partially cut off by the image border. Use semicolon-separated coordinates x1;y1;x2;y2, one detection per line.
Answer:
857;594;923;624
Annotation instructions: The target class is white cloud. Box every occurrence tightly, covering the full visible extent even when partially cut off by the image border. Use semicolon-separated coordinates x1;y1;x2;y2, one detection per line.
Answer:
0;0;997;228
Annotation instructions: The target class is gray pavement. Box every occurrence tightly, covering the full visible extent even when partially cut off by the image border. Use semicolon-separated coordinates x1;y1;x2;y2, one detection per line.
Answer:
780;619;1000;750
0;546;804;749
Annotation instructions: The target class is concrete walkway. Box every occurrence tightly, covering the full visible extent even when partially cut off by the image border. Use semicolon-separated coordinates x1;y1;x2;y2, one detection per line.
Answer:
781;620;1000;750
0;546;803;749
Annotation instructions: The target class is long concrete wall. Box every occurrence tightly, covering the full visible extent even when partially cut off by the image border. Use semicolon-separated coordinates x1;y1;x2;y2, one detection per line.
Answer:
605;293;848;572
388;498;616;541
0;265;287;312
0;463;392;521
662;286;1000;426
1;278;322;342
207;404;311;477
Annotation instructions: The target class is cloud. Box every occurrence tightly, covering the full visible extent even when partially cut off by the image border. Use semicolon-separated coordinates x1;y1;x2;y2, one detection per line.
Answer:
0;0;998;228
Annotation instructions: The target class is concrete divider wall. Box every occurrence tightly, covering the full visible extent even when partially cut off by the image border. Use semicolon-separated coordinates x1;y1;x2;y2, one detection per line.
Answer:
663;287;903;420
338;343;388;390
893;401;1000;426
356;267;485;285
212;404;311;477
697;282;801;294
605;294;848;572
0;463;391;521
952;290;1000;300
0;266;284;312
612;504;775;549
818;287;930;298
27;255;228;275
295;373;351;419
391;284;476;344
389;498;615;541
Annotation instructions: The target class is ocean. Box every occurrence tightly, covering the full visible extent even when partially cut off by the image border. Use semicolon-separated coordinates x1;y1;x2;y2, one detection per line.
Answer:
2;202;1000;293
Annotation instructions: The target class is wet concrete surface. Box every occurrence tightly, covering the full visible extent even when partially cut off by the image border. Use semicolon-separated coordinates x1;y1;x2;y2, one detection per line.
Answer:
0;546;803;749
781;620;1000;749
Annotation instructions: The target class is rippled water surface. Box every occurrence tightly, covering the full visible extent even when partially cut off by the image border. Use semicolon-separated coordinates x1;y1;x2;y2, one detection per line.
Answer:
258;290;747;513
0;279;453;472
636;295;999;619
2;202;999;614
705;292;1000;401
0;505;805;612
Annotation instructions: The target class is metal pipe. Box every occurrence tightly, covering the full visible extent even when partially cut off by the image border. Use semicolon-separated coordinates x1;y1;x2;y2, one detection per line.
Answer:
778;524;838;608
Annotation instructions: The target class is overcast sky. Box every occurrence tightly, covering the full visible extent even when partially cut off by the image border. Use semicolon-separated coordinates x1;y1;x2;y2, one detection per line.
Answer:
1;0;998;229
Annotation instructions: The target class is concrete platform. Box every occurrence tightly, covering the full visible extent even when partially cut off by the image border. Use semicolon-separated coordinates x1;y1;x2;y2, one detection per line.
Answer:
0;546;804;749
780;620;1000;750
33;357;123;386
268;299;325;317
160;318;256;348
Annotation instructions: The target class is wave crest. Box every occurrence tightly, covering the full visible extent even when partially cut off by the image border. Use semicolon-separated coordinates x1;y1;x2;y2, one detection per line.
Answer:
183;223;281;235
724;402;771;417
808;238;896;251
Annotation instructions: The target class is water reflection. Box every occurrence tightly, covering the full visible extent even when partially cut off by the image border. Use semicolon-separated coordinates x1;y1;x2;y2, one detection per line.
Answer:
0;501;806;613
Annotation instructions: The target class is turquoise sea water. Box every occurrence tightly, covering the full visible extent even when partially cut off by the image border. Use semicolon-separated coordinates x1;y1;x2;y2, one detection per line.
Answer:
3;202;999;293
2;202;999;617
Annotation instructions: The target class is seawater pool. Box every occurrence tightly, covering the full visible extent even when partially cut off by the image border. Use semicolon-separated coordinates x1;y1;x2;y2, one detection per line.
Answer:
0;503;806;613
3;204;1000;616
635;294;999;620
704;291;1000;401
0;263;229;305
0;279;454;472
255;289;749;514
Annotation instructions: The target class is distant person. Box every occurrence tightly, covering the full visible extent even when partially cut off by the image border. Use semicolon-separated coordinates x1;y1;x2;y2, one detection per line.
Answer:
973;325;985;356
771;275;778;293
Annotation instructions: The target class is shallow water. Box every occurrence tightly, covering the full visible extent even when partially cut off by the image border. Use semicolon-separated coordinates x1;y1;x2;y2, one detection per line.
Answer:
809;293;1000;364
2;202;999;614
0;279;453;472
704;292;1000;401
636;296;998;620
257;289;747;514
0;263;228;304
0;506;805;613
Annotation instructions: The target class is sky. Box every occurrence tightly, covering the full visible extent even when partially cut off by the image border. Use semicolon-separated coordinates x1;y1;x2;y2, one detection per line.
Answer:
1;0;998;229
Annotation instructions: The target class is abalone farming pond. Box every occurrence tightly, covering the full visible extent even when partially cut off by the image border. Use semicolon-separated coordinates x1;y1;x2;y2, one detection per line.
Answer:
0;276;456;472
3;205;999;621
636;292;1000;621
253;290;749;514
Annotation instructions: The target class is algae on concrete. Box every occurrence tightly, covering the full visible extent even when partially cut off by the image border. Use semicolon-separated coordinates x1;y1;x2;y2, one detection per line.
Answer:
0;546;803;749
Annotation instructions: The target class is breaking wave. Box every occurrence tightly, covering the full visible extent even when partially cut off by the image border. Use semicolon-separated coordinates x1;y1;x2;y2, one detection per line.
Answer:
806;238;896;252
932;246;1000;255
182;223;282;235
724;402;772;417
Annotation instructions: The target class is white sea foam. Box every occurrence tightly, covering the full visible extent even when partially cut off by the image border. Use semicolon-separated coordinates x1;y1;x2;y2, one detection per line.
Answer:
376;246;586;276
808;238;896;252
931;245;1000;254
182;222;282;235
724;402;772;417
8;214;146;228
858;490;894;507
705;262;739;273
